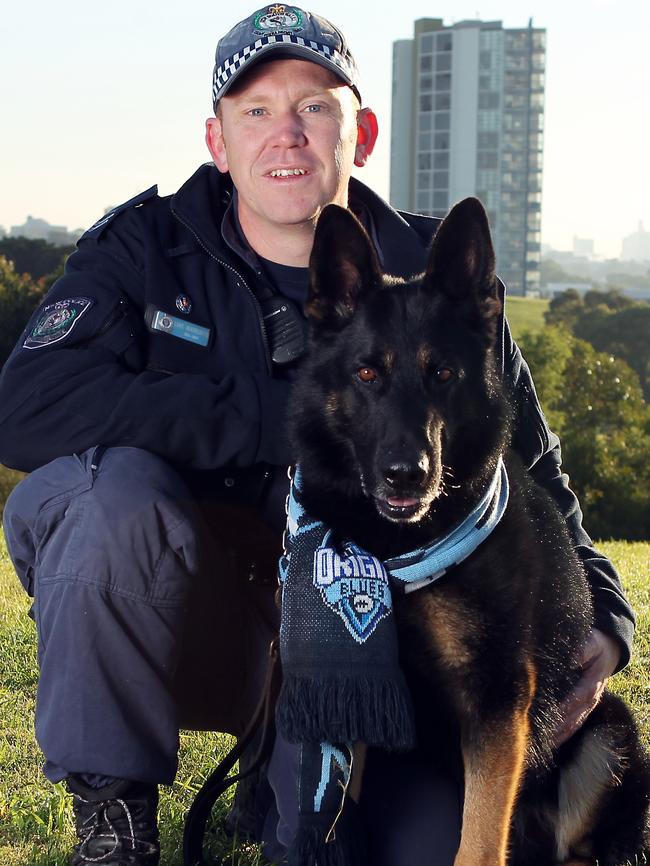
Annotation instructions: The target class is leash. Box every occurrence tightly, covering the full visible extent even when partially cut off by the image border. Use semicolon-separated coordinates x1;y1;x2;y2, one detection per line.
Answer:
182;638;282;866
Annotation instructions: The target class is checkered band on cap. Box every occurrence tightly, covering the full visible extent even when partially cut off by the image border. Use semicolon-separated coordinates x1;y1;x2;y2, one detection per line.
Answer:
212;32;358;103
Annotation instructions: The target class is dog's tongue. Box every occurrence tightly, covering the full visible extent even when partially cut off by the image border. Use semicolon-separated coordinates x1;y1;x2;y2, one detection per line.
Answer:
387;497;420;507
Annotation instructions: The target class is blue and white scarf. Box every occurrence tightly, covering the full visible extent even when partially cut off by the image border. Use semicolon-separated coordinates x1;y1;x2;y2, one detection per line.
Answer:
277;460;509;866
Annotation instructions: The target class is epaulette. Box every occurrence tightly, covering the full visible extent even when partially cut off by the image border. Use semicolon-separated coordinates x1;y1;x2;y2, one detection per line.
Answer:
79;185;158;241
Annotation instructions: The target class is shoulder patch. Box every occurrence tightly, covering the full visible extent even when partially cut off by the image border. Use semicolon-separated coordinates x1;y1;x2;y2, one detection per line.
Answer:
23;298;94;350
80;185;158;241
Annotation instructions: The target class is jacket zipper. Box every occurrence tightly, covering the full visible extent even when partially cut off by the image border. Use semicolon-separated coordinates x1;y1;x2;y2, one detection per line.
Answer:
170;209;273;373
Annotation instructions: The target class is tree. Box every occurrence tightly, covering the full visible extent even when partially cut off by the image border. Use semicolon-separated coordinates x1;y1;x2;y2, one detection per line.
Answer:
517;326;573;434
583;288;633;311
544;289;650;401
0;237;74;281
544;288;584;330
520;327;650;539
574;304;650;401
0;257;46;366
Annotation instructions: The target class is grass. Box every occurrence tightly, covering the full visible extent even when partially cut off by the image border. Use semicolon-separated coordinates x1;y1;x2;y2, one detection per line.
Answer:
505;295;549;341
1;531;649;864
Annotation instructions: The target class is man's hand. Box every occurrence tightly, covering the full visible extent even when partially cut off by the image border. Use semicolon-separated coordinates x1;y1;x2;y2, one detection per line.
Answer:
554;628;620;747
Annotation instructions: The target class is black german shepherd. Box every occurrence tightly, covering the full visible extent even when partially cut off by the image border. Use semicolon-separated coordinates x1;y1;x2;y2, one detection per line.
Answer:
288;198;650;866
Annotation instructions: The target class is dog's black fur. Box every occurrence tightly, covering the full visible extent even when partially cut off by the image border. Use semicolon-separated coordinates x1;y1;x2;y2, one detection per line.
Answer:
288;198;650;866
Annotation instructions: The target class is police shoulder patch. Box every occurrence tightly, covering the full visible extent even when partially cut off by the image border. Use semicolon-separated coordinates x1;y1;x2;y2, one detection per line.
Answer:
23;298;94;350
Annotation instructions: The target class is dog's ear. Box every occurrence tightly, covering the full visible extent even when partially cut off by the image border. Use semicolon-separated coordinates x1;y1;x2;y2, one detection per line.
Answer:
307;204;382;327
424;197;501;321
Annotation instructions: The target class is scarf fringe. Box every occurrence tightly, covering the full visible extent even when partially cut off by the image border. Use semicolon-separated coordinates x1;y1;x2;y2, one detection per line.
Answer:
288;805;366;866
277;672;416;749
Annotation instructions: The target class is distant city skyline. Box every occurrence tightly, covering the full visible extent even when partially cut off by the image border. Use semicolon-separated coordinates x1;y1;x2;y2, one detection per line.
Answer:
2;0;649;260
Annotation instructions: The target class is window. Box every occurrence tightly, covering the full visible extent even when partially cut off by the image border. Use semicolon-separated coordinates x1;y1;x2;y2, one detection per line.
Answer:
420;75;433;92
433;191;449;211
505;93;527;110
436;53;451;71
478;151;498;169
435;73;451;91
479;92;500;109
433;170;449;189
420;54;433;72
435;111;450;130
418;153;432;170
434;132;450;150
532;32;545;51
504;113;526;131
436;33;452;51
435;93;451;110
419;94;432;112
434;151;449;169
478;131;498;148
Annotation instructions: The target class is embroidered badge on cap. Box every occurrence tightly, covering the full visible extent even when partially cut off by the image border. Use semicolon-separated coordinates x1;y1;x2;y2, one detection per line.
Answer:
253;5;304;35
175;294;192;314
23;298;94;350
313;541;392;643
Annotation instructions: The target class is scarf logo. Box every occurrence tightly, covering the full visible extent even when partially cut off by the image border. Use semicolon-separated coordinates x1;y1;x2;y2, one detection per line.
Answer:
313;541;392;643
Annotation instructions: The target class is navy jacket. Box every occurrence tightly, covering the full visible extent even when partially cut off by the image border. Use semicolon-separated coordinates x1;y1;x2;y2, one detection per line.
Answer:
0;163;635;664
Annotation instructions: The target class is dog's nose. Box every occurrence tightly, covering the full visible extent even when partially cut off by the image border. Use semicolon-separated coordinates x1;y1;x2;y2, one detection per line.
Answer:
382;461;427;489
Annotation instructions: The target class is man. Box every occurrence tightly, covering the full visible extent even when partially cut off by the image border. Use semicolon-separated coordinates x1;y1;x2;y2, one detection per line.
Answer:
0;6;633;865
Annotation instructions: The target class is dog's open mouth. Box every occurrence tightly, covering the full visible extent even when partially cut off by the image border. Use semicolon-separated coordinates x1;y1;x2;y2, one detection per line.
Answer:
375;495;425;521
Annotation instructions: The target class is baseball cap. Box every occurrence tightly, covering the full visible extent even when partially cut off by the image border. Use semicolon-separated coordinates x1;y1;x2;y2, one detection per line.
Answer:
212;5;361;108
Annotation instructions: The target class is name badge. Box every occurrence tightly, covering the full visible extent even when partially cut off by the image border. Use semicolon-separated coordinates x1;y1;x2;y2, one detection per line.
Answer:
149;309;211;347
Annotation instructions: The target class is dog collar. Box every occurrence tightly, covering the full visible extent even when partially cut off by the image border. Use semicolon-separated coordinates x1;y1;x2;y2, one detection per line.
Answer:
286;459;509;595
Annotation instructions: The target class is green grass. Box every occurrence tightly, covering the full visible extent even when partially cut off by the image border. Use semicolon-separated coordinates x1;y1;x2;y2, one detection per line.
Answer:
505;295;549;341
1;532;649;864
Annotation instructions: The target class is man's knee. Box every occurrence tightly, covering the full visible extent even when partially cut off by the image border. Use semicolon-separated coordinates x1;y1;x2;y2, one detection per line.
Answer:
4;446;202;605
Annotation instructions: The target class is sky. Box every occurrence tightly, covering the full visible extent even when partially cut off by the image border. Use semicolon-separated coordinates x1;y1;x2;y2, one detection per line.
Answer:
2;0;649;259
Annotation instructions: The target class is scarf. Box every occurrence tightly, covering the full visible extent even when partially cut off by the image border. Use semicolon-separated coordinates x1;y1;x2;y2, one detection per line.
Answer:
277;460;509;866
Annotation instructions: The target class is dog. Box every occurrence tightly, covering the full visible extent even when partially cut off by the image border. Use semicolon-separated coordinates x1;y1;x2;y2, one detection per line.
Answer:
287;197;650;866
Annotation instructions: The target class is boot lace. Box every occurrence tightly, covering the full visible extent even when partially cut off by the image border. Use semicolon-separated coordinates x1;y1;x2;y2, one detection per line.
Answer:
76;796;157;863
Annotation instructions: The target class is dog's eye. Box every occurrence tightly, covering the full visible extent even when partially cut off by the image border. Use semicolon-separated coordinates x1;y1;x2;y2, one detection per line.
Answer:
435;366;455;383
357;367;378;383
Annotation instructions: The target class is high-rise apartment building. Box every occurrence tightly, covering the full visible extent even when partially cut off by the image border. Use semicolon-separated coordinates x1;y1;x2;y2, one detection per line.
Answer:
391;18;545;295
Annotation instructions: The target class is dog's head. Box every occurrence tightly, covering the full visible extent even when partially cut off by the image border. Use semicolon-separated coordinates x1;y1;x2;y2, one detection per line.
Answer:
295;197;509;526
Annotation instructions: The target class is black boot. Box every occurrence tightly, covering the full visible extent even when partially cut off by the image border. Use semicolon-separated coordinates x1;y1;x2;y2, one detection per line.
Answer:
67;775;160;865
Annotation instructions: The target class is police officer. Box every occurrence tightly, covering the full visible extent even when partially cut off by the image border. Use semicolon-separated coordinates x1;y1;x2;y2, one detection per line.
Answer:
0;6;634;865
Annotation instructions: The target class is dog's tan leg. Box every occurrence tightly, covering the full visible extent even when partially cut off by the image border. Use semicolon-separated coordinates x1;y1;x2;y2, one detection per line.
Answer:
454;666;535;866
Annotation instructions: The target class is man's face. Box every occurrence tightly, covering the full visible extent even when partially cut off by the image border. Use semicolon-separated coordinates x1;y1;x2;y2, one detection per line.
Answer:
205;58;377;242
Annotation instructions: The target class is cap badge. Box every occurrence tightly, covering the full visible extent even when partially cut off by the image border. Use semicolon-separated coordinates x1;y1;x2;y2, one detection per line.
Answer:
175;294;193;314
253;5;303;35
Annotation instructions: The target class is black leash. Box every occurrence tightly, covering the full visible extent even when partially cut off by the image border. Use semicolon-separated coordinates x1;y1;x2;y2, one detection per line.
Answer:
183;639;282;866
